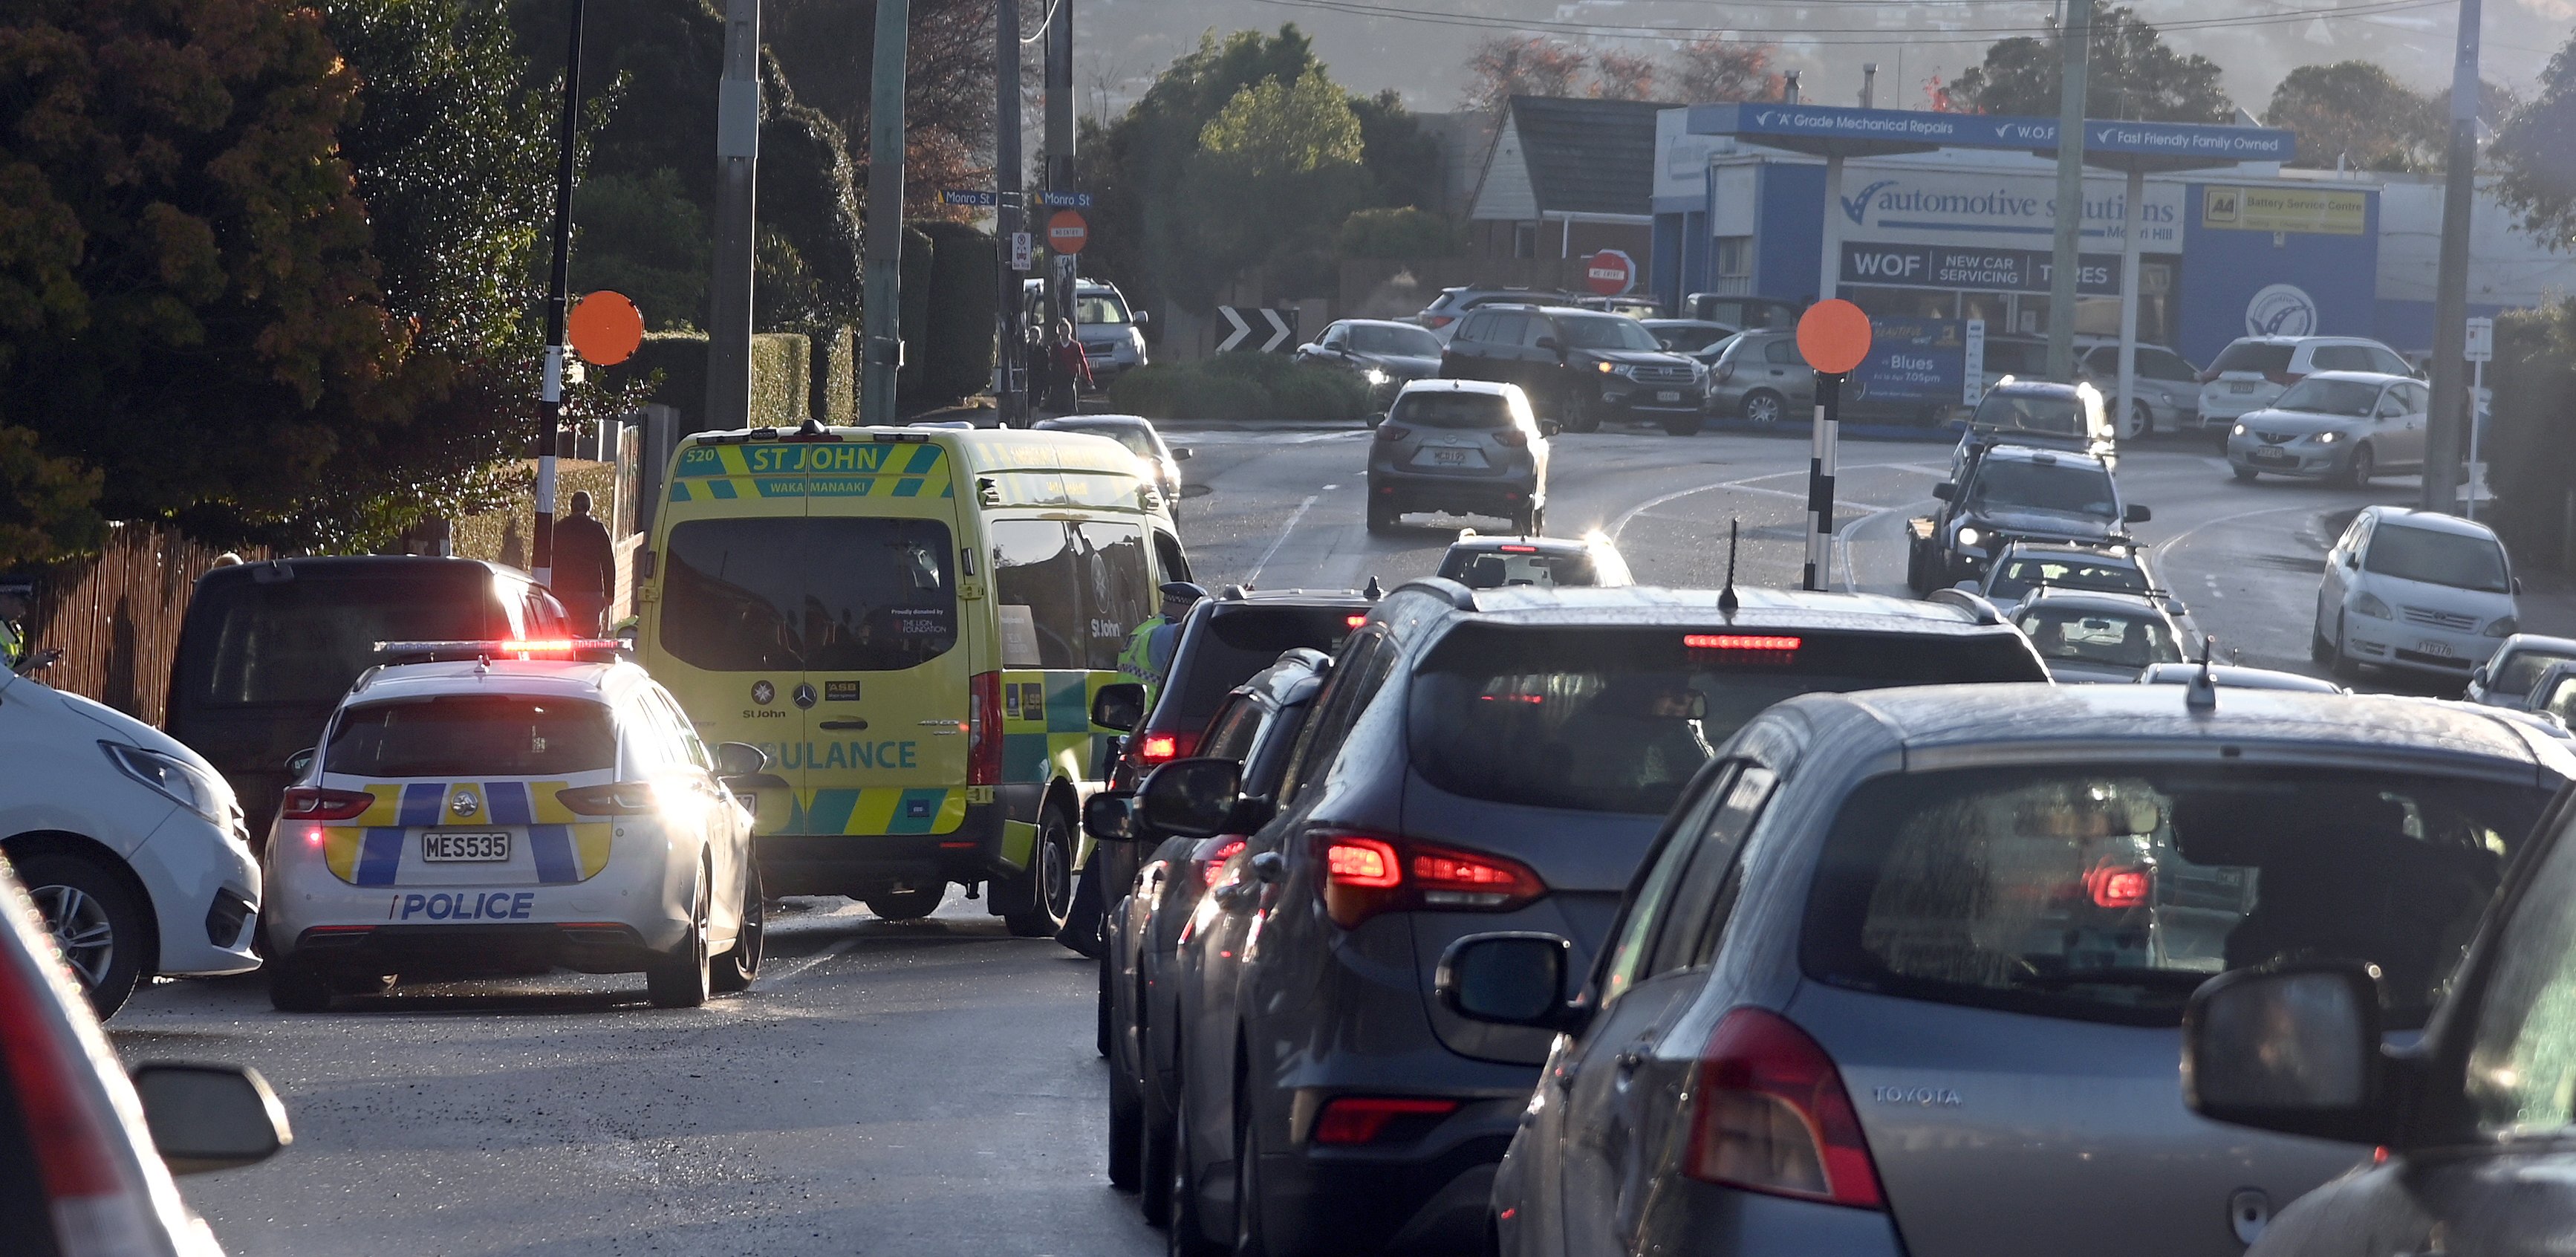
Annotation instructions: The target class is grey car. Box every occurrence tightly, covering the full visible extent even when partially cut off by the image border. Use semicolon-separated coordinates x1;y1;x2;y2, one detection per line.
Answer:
1148;584;2052;1257
2010;587;2196;683
1367;380;1550;535
1451;683;2572;1257
2074;340;2204;438
1702;328;1813;424
2227;371;2428;486
2463;633;2576;708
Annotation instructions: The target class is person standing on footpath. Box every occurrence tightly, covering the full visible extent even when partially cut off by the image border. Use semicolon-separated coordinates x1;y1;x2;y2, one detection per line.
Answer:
553;492;618;636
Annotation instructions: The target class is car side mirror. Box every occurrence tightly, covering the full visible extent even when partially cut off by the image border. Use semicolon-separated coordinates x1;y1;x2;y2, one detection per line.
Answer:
1136;757;1242;840
1133;309;1151;325
1932;483;1956;501
2344;552;2360;569
284;748;315;776
132;1062;291;1175
1090;682;1148;733
2472;665;2490;687
1172;446;1193;461
1538;417;1562;438
1533;336;1560;352
2124;504;2153;524
2515;576;2525;595
2182;962;2387;1144
1436;933;1581;1031
1083;790;1139;842
712;742;769;779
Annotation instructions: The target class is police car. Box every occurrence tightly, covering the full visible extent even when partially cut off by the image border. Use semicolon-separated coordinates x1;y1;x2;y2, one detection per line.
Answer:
260;642;767;1011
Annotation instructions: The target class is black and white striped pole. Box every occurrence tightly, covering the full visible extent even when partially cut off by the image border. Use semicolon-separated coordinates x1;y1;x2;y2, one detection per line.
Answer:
1795;300;1873;592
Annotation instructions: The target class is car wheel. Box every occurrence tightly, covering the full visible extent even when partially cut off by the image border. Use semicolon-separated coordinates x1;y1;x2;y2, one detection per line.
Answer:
1741;389;1785;424
1365;496;1398;535
2346;444;2375;489
2232;465;2260;482
1097;943;1113;1058
265;956;334;1013
2311;621;2333;663
645;869;712;1009
2330;614;2365;681
1662;412;1705;437
1002;805;1076;938
1139;1020;1178;1225
1168;1075;1225;1256
712;859;764;994
1233;1071;1272;1257
865;886;945;922
16;850;148;1019
1563;390;1602;433
1108;970;1145;1190
2123;400;2153;441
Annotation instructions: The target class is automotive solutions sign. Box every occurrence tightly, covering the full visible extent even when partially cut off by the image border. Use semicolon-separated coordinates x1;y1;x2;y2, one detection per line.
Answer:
1830;166;2185;250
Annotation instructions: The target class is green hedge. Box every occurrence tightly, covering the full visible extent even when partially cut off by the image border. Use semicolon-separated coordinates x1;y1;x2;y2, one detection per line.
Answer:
2485;298;2576;568
916;221;999;411
608;329;813;430
812;325;856;424
1106;357;1367;422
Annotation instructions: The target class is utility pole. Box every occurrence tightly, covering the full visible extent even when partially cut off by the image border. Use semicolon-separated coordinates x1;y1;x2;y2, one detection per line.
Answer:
995;0;1024;426
2424;0;2482;514
706;0;760;432
534;0;587;590
1861;62;1878;108
1043;0;1075;354
2045;0;2090;382
862;0;912;424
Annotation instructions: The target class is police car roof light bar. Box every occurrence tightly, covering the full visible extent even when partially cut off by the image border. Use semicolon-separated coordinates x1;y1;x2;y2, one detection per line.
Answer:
373;639;626;664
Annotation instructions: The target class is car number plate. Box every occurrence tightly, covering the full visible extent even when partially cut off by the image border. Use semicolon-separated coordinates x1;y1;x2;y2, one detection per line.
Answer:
1656;390;1682;402
2229;382;2255;394
2418;640;2456;657
733;791;758;816
2249;447;2292;463
422;831;510;863
1433;449;1471;465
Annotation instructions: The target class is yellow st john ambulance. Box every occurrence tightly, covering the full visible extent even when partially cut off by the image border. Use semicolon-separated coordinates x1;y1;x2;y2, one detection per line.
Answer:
637;423;1190;935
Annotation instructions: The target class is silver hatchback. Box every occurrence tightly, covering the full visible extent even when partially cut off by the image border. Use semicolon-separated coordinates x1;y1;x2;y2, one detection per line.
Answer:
1367;380;1551;535
1452;683;2573;1257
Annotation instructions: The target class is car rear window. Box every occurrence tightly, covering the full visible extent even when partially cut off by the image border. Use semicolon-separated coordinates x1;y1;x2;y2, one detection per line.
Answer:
2015;604;2185;669
660;516;957;672
1440;550;1597;588
1393;392;1514;429
1802;765;2548;1027
2213;341;2295;374
189;572;500;707
326;695;618;779
1408;626;2047;816
1972;392;2085;437
1988;557;2147;602
1151;605;1364;730
2364;523;2512;594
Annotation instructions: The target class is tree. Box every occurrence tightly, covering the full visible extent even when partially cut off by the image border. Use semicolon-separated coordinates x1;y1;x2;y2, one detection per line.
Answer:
1351;89;1443;213
1172;67;1375;301
1459;35;1588;113
1949;6;2232;123
1592;49;1659;102
1669;38;1780;104
1197;67;1365;175
2267;62;2441;172
2495;33;2576;247
766;0;1003;221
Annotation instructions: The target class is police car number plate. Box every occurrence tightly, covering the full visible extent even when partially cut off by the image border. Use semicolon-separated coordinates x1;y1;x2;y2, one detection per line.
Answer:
422;831;511;863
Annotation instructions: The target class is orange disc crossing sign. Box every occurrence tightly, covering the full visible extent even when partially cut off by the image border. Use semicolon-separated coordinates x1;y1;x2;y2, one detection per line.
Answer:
1584;250;1635;296
1047;210;1090;255
1796;299;1872;374
567;291;644;366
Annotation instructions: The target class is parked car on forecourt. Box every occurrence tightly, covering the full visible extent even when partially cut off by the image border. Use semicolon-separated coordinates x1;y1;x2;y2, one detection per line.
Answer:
2466;634;2576;708
2072;338;2203;438
1639;319;1739;356
2195;334;2415;440
1437;305;1705;435
2314;505;2520;681
1032;415;1191;513
1145;582;2052;1257
1448;683;2572;1257
2226;371;2429;487
1096;647;1330;1217
1437;532;1632;589
1367;380;1552;535
1293;320;1446;415
1414;288;1582;343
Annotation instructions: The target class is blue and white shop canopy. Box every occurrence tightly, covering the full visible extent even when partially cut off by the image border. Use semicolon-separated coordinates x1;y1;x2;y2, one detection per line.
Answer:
1684;103;2296;171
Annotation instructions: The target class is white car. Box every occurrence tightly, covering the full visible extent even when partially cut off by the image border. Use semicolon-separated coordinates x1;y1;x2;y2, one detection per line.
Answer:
2466;633;2576;708
2225;371;2428;486
2315;506;2521;681
261;646;765;1010
2195;334;2414;436
0;671;261;1017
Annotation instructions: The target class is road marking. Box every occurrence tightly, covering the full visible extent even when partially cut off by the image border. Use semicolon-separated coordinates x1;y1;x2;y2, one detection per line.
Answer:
2153;502;2317;559
761;936;856;987
1609;463;1948;543
1244;494;1319;586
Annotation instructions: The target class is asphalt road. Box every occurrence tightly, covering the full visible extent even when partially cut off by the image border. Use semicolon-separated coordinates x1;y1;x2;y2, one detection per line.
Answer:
118;418;2491;1256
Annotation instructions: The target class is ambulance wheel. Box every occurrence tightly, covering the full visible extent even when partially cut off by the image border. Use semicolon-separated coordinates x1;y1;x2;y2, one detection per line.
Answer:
646;871;712;1009
712;861;765;993
266;958;334;1013
16;848;149;1019
866;886;945;922
1002;807;1077;938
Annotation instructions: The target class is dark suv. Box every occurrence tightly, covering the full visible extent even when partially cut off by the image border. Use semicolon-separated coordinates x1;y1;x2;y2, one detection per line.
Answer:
1148;582;2052;1256
1439;305;1704;435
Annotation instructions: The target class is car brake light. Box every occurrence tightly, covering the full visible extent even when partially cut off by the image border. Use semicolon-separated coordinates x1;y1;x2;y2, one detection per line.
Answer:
1313;1096;1461;1146
1493;429;1528;449
1137;732;1188;764
1198;838;1247;887
280;787;373;821
1498;544;1538;553
1375;424;1408;443
555;783;662;816
2266;371;2300;387
1425;314;1455;329
1344;614;1368;630
1685;1008;1885;1209
2086;863;2150;909
1317;831;1545;929
1684;634;1803;652
969;672;1004;786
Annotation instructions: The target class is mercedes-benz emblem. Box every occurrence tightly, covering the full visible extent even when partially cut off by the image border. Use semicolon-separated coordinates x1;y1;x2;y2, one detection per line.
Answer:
752;680;775;706
449;790;481;819
793;683;819;709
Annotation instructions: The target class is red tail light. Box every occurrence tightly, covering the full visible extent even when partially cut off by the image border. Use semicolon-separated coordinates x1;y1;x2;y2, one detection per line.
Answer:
1493;429;1528;448
1344;614;1369;630
1375;424;1409;443
1685;1009;1885;1209
1424;314;1456;329
1136;730;1194;767
281;787;373;821
2086;863;2150;909
1313;1096;1461;1146
2266;371;2300;387
969;672;1004;786
1714;363;1736;383
555;782;662;816
1198;837;1247;887
1316;831;1546;929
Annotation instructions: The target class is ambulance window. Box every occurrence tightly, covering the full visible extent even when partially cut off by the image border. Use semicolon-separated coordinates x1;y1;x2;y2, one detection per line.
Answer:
1077;522;1154;671
661;517;957;672
992;520;1087;669
1154;530;1191;584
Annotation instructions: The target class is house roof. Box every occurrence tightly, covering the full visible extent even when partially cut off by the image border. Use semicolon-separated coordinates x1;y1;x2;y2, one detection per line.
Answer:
1501;95;1676;217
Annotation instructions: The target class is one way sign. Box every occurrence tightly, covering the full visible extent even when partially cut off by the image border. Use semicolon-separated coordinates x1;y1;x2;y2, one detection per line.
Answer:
1217;306;1298;353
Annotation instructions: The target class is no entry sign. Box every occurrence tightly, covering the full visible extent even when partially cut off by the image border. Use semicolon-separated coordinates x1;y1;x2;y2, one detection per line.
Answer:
1584;249;1636;296
1047;210;1090;255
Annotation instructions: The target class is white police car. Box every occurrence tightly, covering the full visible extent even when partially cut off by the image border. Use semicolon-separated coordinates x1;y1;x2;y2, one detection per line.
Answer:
261;642;766;1010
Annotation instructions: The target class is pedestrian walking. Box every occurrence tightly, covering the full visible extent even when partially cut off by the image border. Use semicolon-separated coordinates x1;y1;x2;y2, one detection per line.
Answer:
553;491;617;636
1048;319;1092;415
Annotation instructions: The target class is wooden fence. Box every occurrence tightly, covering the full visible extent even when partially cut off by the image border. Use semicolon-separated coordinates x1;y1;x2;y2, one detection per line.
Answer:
20;527;261;727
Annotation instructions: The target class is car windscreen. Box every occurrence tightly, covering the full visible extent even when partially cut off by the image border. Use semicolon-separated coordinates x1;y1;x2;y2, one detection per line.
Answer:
1969;461;2116;517
660;516;957;672
1988;557;2147;602
1558;316;1661;351
1049;422;1158;458
1409;626;2048;816
2365;523;2512;593
1803;764;2548;1028
1392;392;1513;429
1351;325;1440;356
1151;605;1362;730
1076;293;1131;324
189;573;499;707
2213;341;2295;374
2275;379;2381;417
325;695;618;779
2015;605;2185;670
1438;549;1597;588
2497;649;2576;700
1652;325;1731;353
1973;393;2085;437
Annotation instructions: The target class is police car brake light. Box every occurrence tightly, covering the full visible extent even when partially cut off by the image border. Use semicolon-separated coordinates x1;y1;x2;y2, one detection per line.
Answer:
556;783;661;816
282;787;373;821
1683;634;1802;652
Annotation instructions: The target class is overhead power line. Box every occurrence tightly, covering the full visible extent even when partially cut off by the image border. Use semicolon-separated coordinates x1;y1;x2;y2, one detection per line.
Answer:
1232;0;2451;47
